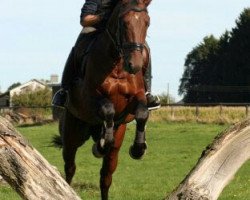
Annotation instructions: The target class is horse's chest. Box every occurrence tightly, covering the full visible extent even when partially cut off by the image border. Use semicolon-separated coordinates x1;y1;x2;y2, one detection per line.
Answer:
101;69;138;96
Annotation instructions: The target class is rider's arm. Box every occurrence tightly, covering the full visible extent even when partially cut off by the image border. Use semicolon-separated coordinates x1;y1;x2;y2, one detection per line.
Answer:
80;0;101;27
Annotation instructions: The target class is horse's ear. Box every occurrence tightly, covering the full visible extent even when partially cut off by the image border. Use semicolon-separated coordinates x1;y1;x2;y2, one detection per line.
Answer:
121;0;130;5
143;0;152;6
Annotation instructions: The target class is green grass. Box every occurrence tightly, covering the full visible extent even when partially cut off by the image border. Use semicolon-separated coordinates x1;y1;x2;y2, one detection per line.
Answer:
0;122;249;199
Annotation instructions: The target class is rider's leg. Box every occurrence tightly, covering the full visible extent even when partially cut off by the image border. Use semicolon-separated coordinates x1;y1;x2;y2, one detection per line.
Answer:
143;43;161;110
52;33;92;107
52;47;75;107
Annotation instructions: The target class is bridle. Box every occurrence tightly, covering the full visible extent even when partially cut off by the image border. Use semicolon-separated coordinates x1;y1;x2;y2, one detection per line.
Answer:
106;5;148;57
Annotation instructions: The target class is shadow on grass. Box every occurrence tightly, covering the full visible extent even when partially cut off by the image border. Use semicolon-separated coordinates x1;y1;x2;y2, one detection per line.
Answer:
17;119;55;128
72;182;99;191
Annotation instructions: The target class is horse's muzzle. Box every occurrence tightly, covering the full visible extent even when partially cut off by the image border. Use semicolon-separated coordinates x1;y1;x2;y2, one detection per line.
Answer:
125;51;144;74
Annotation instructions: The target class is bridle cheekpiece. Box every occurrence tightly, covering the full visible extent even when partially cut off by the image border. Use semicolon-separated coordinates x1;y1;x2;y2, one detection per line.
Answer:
106;4;148;57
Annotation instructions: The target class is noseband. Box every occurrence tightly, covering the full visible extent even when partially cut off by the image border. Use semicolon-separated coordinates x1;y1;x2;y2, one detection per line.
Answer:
106;5;148;56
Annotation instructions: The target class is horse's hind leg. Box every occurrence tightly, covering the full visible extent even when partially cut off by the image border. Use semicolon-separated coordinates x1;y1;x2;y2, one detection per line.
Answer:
130;103;149;159
100;124;126;200
63;144;77;184
61;110;87;184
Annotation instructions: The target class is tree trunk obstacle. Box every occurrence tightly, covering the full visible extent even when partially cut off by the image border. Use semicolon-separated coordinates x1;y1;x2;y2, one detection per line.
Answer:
0;116;81;200
167;119;250;200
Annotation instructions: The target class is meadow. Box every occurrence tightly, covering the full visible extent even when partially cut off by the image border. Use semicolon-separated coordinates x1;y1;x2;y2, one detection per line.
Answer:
0;121;249;200
150;106;249;124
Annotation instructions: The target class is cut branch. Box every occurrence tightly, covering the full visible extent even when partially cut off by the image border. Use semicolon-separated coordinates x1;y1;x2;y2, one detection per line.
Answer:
167;119;250;200
0;116;81;200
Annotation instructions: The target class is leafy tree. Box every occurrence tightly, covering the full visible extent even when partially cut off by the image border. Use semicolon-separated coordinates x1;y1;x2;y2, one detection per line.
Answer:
158;93;175;105
179;35;220;102
8;82;21;91
220;8;250;102
12;87;52;107
179;8;250;103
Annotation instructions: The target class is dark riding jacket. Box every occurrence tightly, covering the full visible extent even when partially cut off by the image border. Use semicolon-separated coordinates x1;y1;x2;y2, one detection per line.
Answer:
80;0;118;30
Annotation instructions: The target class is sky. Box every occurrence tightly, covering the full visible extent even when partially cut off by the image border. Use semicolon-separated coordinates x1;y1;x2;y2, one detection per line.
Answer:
0;0;249;100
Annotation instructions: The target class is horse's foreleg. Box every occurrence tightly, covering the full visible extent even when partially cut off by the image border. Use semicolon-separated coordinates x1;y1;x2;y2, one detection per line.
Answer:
93;99;115;158
100;124;126;200
130;103;149;159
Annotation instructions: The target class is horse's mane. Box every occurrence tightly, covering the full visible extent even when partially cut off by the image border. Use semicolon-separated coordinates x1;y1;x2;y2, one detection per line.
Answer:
121;0;152;6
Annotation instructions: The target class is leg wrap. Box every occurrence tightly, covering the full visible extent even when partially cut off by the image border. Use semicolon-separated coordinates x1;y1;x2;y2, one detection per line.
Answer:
129;103;149;160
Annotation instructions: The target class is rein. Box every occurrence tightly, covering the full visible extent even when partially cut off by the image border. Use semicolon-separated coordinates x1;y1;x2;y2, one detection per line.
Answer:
105;5;148;57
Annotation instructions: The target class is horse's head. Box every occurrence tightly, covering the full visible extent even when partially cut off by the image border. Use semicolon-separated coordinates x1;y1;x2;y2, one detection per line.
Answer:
107;0;151;74
120;0;151;74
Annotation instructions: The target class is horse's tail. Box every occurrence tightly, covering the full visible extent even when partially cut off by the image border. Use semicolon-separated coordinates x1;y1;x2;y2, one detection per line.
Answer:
52;135;63;148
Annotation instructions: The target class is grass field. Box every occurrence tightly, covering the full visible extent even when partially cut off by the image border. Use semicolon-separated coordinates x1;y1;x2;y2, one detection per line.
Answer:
0;121;249;200
150;106;248;124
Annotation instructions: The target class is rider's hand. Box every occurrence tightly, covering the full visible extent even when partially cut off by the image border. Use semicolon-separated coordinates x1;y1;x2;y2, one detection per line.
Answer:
81;14;102;27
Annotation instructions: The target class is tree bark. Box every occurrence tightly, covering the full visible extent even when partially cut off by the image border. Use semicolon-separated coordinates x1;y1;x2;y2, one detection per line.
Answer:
0;116;81;200
167;119;250;200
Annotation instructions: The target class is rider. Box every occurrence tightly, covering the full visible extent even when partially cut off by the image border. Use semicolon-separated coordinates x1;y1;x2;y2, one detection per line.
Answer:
52;0;160;110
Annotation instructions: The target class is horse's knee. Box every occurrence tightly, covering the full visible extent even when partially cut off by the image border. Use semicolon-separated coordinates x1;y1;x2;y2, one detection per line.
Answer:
99;99;115;122
96;99;115;154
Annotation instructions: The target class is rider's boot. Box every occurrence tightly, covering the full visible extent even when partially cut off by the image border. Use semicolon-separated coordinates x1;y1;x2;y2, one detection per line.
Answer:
143;44;161;110
52;47;75;108
144;81;161;110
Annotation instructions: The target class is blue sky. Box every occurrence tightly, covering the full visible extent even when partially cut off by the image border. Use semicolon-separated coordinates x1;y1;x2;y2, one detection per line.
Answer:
0;0;249;100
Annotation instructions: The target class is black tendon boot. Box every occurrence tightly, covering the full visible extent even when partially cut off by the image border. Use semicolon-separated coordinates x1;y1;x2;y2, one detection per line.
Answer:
52;47;76;108
144;46;161;110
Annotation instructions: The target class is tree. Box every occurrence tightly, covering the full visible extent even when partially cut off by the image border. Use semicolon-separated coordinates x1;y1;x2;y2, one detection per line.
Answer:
179;8;250;103
220;8;250;102
179;35;220;102
7;82;21;91
158;92;175;105
11;87;52;107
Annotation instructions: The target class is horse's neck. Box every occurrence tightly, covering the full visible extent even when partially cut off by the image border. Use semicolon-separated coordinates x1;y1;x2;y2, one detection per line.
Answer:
93;31;119;70
83;31;120;89
84;4;124;85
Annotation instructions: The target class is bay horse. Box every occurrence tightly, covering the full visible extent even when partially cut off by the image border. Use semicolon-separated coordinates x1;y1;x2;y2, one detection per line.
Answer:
59;0;152;199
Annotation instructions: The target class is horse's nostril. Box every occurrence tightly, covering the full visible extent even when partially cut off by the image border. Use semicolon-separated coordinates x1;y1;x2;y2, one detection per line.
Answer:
128;63;135;74
129;63;137;74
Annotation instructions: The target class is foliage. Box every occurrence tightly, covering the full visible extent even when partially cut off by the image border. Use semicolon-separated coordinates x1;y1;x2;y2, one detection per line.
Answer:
7;82;21;91
11;87;52;107
158;92;175;105
1;122;250;199
179;8;250;103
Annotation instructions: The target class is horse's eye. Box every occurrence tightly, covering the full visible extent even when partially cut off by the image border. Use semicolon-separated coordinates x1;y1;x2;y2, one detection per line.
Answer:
145;20;150;27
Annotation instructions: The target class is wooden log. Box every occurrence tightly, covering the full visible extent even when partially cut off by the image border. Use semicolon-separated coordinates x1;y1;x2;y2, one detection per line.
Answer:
0;116;81;200
167;118;250;200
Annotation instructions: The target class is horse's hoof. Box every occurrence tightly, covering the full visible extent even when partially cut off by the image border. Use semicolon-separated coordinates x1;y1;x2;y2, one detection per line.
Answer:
92;143;105;158
129;142;147;160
